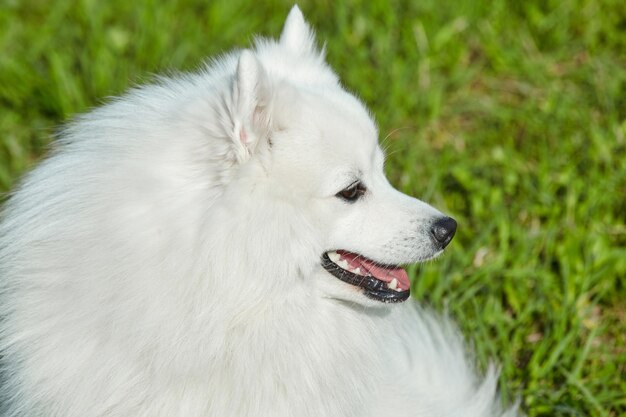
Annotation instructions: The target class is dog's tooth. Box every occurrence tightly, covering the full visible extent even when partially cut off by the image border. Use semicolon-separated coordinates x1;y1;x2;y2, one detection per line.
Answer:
353;267;362;275
388;278;398;290
328;251;341;263
337;259;349;270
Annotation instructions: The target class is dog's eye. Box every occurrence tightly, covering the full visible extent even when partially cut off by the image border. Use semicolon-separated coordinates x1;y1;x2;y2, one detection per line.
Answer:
336;182;366;202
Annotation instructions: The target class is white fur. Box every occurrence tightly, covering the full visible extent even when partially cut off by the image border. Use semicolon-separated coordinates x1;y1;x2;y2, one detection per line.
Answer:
0;7;520;417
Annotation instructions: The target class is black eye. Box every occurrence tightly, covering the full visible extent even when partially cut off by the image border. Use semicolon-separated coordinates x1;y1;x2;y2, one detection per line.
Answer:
336;182;366;202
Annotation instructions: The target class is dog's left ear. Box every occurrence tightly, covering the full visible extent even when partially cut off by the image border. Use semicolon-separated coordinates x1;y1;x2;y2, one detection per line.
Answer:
280;6;317;55
230;50;272;163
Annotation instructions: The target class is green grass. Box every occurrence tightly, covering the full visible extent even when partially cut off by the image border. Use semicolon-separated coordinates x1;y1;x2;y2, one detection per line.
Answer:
1;0;625;415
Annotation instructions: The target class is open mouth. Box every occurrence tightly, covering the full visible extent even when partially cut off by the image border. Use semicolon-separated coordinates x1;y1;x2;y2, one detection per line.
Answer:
321;250;411;303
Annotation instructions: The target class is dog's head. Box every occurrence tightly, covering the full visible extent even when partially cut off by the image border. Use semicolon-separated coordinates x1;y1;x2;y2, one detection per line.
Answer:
217;7;456;306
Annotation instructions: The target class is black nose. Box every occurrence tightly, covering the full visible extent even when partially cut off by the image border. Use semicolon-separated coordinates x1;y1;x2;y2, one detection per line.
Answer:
430;217;457;248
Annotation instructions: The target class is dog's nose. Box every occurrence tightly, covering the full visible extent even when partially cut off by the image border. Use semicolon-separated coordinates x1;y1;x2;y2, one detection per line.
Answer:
430;217;457;249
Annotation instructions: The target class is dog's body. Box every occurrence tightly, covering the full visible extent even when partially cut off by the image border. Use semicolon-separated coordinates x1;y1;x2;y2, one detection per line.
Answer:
0;7;518;417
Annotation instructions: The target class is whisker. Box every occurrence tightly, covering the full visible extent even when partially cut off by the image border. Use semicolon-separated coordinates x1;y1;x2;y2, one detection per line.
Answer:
380;126;415;148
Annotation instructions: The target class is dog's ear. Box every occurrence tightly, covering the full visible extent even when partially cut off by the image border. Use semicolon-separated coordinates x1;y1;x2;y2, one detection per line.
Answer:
280;6;317;55
230;50;271;163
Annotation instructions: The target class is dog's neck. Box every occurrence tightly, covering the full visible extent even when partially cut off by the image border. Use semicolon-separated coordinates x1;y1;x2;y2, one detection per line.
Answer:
200;293;395;415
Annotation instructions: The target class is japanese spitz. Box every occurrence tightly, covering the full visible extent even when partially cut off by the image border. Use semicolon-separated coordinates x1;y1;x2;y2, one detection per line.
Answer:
0;6;519;417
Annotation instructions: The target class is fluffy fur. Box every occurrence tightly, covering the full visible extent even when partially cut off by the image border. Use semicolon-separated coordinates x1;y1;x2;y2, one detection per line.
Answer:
0;7;520;417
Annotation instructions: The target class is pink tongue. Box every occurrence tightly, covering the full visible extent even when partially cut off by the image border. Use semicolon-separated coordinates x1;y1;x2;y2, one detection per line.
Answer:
337;250;410;291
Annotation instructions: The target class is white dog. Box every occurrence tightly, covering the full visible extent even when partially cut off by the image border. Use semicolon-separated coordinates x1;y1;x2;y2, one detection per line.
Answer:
0;6;520;417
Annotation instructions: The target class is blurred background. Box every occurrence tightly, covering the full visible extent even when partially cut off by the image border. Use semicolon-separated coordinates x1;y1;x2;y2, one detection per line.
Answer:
0;0;624;415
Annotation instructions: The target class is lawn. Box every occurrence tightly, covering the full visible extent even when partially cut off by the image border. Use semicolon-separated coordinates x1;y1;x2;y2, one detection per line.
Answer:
1;0;625;415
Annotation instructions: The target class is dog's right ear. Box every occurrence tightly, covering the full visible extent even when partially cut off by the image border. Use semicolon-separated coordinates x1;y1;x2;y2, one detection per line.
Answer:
229;50;272;163
280;5;317;56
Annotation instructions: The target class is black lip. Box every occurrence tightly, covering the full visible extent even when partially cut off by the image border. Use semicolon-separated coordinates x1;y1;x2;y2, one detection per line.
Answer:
321;253;410;303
